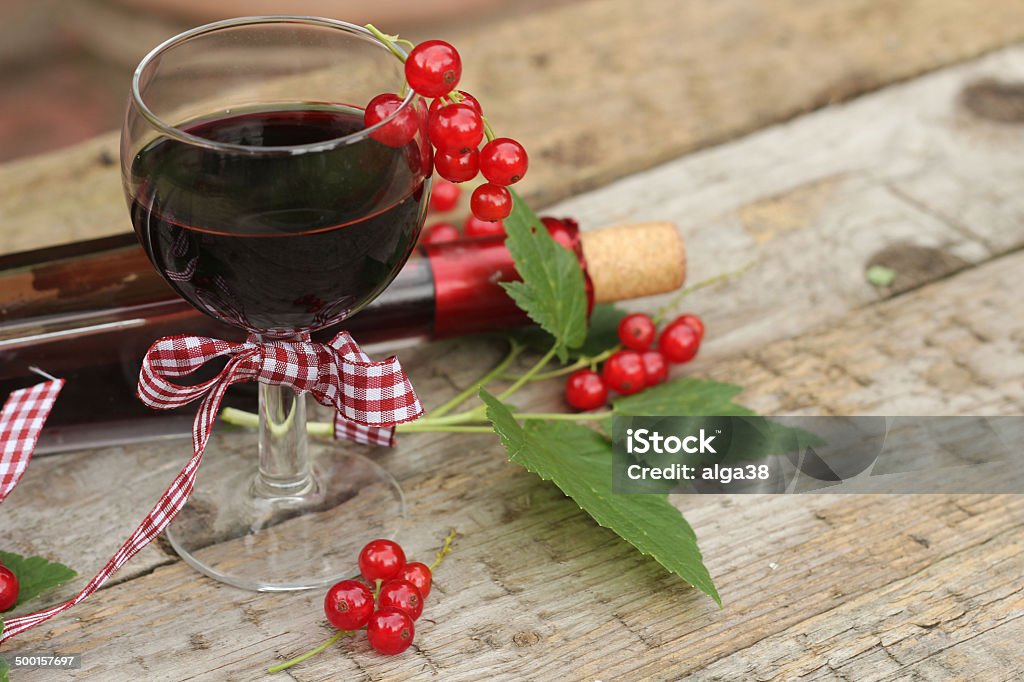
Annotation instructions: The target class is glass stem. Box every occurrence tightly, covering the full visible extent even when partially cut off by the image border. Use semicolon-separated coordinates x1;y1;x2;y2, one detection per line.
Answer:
253;382;313;497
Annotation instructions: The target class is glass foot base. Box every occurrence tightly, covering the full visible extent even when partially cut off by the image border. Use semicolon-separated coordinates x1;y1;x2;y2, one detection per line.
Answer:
165;429;405;591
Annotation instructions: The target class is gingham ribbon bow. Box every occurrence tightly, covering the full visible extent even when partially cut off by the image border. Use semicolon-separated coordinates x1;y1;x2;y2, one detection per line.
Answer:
0;333;420;644
138;332;422;450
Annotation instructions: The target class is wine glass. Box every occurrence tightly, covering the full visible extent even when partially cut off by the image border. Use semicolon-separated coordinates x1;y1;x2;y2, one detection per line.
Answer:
120;17;429;590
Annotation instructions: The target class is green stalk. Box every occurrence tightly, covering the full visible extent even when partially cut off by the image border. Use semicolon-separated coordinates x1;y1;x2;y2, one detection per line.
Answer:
427;338;523;419
364;24;408;62
396;424;494;434
515;346;619;382
268;631;352;674
651;262;755;325
497;346;558;401
430;529;457;570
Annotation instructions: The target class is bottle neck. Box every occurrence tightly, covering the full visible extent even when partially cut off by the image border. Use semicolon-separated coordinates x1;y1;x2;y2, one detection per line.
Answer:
425;220;593;339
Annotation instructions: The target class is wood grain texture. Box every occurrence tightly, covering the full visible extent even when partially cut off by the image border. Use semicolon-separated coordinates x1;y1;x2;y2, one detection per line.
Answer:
4;12;1024;682
6;0;1024;253
6;247;1024;681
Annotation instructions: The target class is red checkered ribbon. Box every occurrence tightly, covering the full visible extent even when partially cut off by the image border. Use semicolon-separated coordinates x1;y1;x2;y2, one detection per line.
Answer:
0;378;64;504
0;332;420;643
136;332;422;449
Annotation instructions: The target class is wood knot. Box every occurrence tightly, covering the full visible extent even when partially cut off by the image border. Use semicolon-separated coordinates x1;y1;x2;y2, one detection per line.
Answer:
512;630;541;647
960;79;1024;123
189;633;211;650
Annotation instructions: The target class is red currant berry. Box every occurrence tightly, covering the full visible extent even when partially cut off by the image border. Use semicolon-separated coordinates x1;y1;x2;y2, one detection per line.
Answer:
430;180;461;213
364;93;418;147
641;350;669;386
0;565;18;611
396;562;432;599
617;313;657;351
367;607;415;655
424;222;460;244
405;40;461;98
323;579;374;630
378;579;424;620
434;148;479;183
675;313;705;341
358;539;406;582
470;183;512;222
429;90;481;117
464;214;505;238
428;103;484;154
564;369;608;410
479;138;529;186
602;351;645;395
659;322;700;364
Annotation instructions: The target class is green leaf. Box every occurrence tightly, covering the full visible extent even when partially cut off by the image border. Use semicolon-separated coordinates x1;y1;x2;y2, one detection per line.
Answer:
614;379;824;464
613;378;757;416
500;189;588;361
511;303;628;359
0;551;76;610
481;389;721;604
0;651;8;682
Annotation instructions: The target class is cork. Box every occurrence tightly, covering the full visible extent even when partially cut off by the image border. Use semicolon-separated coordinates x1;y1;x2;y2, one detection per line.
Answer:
580;222;686;303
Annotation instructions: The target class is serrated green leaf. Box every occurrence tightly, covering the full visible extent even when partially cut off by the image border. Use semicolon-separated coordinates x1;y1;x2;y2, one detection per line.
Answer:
614;379;825;468
511;303;628;359
481;389;721;604
0;551;76;610
0;651;8;682
501;189;588;361
614;378;757;416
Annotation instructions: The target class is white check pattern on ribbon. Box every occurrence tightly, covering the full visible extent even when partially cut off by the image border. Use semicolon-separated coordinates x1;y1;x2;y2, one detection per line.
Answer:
0;379;64;503
0;331;420;643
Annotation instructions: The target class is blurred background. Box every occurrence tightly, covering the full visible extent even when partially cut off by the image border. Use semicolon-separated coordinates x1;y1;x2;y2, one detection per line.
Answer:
0;0;568;162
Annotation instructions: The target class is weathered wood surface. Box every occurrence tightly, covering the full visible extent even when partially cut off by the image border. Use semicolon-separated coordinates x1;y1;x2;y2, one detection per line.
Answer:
7;0;1024;253
4;37;1024;680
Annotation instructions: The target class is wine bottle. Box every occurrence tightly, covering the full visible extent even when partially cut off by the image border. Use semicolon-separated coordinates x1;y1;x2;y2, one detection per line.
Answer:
0;219;686;452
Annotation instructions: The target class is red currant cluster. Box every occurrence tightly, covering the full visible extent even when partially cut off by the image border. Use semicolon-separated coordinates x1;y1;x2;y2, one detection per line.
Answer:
364;37;528;225
565;313;705;410
423;180;507;243
323;539;433;655
0;561;18;611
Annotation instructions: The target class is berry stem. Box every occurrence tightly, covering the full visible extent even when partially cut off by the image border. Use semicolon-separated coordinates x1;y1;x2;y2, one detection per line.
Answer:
480;115;497;143
427;337;523;419
506;346;620;382
429;529;458;571
497;346;558;400
223;404;608;435
397;424;494;434
364;24;408;63
650;262;755;325
267;631;353;674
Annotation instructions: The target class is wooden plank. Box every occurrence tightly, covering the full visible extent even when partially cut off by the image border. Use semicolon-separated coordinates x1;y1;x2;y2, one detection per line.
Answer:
6;1;1024;253
4;45;1024;678
9;42;1024;604
7;242;1024;680
555;46;1024;358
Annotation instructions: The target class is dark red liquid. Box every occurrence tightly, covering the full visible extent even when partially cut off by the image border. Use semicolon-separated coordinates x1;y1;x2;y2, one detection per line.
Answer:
128;106;427;336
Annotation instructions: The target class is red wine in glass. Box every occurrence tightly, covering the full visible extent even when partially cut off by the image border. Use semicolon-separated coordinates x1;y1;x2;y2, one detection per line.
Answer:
128;105;427;336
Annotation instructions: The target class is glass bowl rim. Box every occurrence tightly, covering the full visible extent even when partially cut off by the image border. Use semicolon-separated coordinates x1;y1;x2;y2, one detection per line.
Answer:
130;15;416;155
